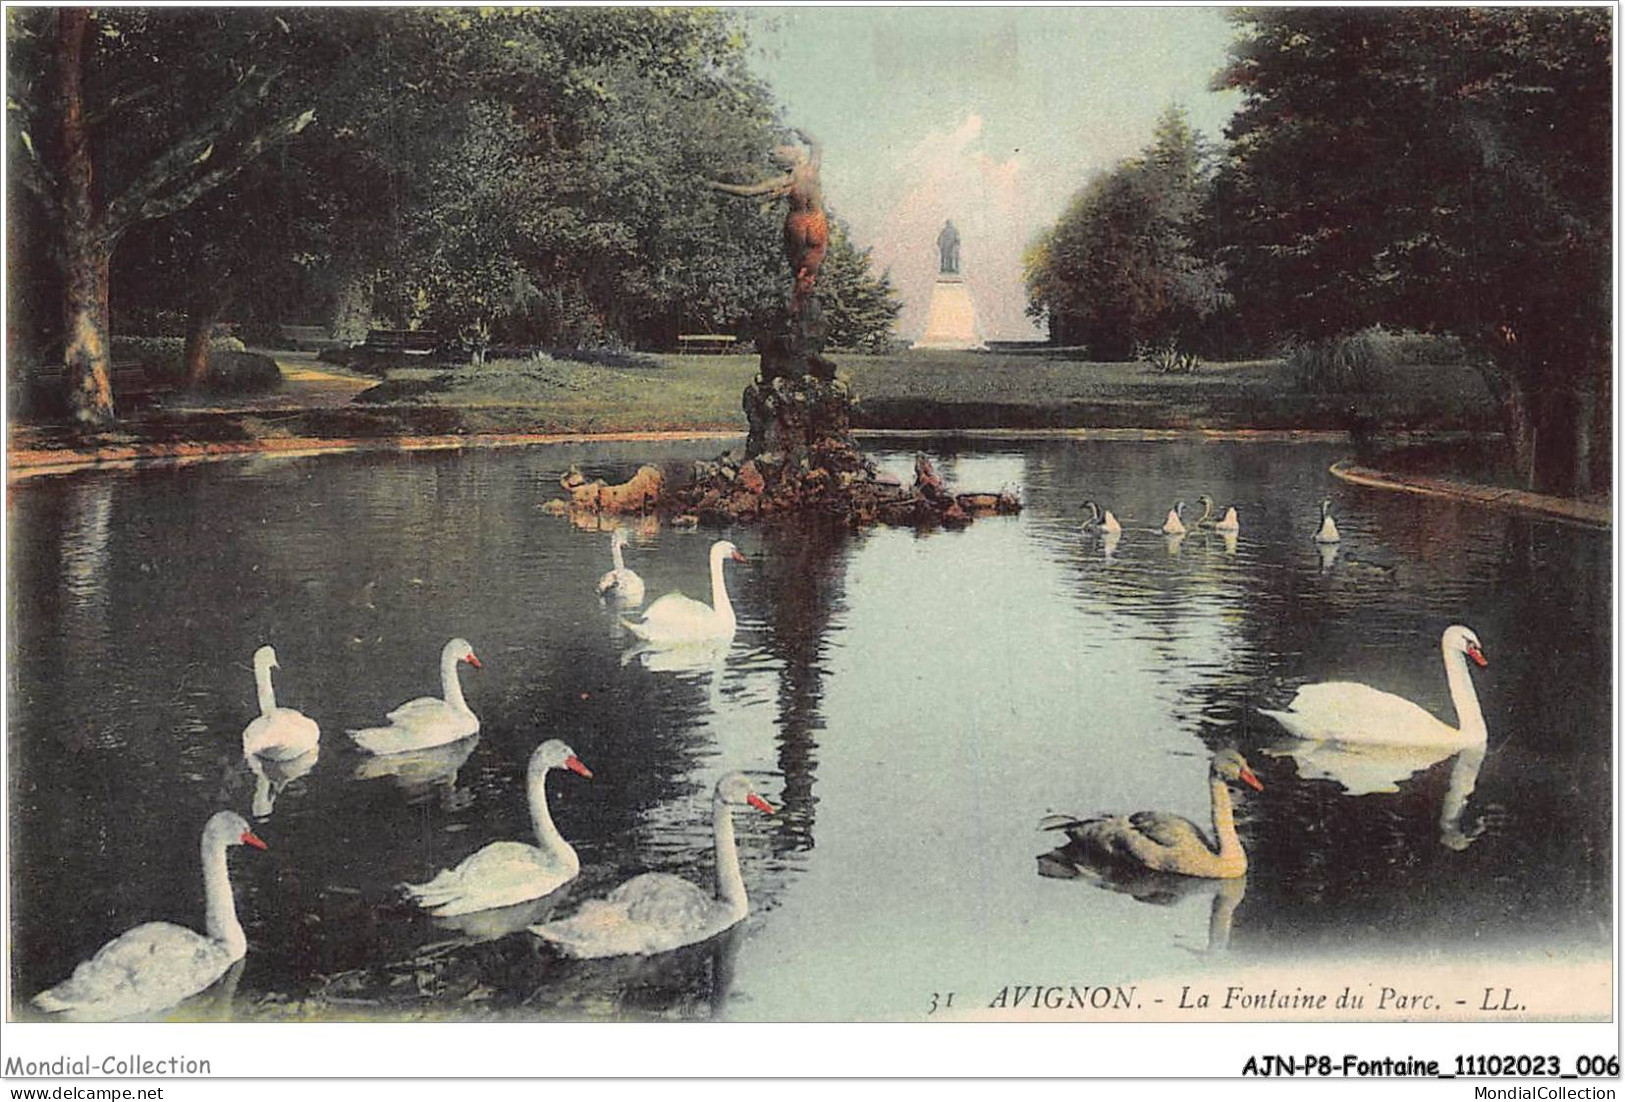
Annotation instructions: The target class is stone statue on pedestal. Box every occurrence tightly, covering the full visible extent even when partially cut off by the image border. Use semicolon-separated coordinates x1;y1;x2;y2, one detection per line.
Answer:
936;220;961;276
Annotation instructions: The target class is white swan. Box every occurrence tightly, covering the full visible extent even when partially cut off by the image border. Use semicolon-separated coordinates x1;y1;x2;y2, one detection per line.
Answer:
1161;500;1187;535
404;739;592;916
1314;499;1341;543
33;811;267;1021
1215;506;1240;534
349;638;481;754
241;645;320;761
597;528;645;606
1195;495;1217;528
621;540;746;645
1081;500;1123;534
1040;750;1263;879
1259;625;1488;747
530;772;774;957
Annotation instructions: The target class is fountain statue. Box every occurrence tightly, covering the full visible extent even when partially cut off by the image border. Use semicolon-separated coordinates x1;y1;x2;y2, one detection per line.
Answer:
546;130;1020;530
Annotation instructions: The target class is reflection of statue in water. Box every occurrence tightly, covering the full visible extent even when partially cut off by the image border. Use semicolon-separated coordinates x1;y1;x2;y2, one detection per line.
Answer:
936;219;961;276
709;129;827;317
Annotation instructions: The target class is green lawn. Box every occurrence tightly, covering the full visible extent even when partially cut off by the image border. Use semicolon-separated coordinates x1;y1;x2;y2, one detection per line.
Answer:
332;347;1498;435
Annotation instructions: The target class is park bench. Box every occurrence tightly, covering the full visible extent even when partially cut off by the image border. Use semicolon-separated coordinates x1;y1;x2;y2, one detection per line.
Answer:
357;328;440;357
280;324;346;352
676;333;738;355
18;359;175;415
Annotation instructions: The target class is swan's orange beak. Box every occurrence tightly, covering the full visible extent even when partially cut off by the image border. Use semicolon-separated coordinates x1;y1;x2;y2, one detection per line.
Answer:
747;793;776;815
1239;768;1264;792
241;831;268;850
565;755;593;779
731;550;748;564
1467;644;1487;668
465;652;482;669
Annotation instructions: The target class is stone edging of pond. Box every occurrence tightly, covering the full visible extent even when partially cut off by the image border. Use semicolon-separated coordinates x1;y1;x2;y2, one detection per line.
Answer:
7;424;1395;481
6;430;745;482
1330;459;1610;530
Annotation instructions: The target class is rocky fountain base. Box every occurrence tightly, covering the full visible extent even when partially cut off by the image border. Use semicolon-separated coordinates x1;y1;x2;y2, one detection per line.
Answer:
546;309;1020;530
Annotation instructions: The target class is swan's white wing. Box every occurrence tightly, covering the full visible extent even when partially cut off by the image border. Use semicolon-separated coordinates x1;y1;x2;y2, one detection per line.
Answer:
1262;682;1454;745
531;873;720;958
639;592;710;626
385;696;451;725
244;708;319;759
405;842;576;916
34;923;232;1021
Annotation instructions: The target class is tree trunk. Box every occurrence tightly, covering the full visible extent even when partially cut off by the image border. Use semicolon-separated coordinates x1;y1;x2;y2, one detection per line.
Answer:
1478;355;1537;492
183;310;215;389
57;8;115;429
1569;386;1596;497
1503;377;1536;492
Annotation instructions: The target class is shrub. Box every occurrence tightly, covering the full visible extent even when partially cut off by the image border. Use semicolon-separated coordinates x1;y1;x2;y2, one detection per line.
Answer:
108;336;280;394
1136;338;1201;374
1284;331;1386;392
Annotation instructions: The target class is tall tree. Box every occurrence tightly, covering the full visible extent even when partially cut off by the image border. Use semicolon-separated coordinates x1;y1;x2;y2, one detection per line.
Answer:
1025;105;1228;358
8;8;330;425
1215;8;1612;491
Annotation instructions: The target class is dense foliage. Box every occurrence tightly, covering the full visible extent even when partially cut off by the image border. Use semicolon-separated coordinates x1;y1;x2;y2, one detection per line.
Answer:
1213;7;1611;491
1022;10;1610;491
7;8;901;422
1024;107;1228;359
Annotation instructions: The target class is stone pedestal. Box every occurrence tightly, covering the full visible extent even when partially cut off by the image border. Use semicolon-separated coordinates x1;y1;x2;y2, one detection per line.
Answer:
915;275;984;351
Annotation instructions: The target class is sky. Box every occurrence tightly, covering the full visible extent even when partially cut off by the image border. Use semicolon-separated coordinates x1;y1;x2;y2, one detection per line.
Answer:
744;7;1244;342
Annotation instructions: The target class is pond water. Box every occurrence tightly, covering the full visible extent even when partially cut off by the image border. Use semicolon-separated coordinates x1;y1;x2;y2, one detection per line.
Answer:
7;437;1612;1022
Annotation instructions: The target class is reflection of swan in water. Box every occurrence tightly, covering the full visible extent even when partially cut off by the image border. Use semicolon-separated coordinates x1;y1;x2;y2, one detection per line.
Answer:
1039;844;1247;952
1221;529;1238;556
1260;625;1488;748
524;921;745;1020
428;887;572;943
1164;531;1185;556
1439;745;1495;851
1101;529;1122;560
620;637;731;676
246;745;320;818
1265;740;1494;851
1040;750;1263;878
353;734;480;807
1261;738;1458;796
1317;541;1339;572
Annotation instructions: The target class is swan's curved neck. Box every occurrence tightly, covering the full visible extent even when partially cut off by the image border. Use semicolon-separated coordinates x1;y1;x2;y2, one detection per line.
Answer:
201;834;247;960
254;663;276;716
1209;777;1245;869
441;650;469;712
527;768;573;864
710;550;736;629
611;538;626;573
1443;646;1487;743
712;799;747;916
